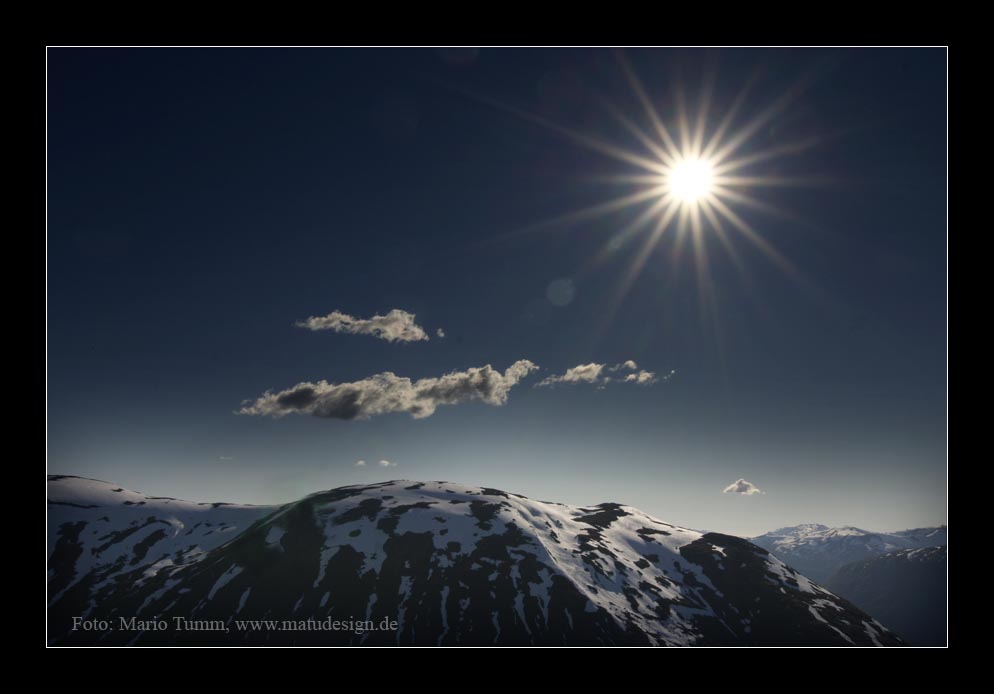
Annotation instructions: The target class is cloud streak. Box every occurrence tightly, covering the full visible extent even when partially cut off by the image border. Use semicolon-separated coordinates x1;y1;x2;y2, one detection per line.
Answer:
539;362;606;386
239;360;538;421
295;309;430;343
722;479;765;495
536;360;669;388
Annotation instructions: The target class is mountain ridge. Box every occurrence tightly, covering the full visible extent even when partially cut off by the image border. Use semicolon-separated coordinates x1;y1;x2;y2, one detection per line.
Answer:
48;475;903;646
750;523;946;583
822;547;946;646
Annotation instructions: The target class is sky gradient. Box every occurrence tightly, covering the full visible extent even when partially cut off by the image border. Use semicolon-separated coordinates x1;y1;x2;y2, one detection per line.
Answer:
47;47;946;536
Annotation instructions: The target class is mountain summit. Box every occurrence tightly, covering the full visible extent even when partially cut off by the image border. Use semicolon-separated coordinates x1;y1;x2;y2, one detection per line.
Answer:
48;476;902;646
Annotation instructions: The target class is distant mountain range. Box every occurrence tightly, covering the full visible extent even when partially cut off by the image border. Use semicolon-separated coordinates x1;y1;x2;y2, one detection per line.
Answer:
47;476;902;646
750;523;947;583
822;547;946;646
750;523;946;646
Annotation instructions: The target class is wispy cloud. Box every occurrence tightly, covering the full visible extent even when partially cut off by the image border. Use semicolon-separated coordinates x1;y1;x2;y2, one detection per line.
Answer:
436;328;446;338
538;362;606;386
354;460;367;467
239;360;538;421
536;360;670;388
295;309;431;343
378;459;397;468
722;479;765;495
624;371;661;385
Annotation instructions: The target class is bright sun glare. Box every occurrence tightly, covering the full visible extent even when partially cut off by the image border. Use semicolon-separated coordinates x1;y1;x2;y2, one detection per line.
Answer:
667;158;714;203
479;51;819;327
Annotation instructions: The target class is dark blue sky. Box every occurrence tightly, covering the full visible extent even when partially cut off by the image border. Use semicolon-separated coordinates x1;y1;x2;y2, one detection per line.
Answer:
47;48;945;535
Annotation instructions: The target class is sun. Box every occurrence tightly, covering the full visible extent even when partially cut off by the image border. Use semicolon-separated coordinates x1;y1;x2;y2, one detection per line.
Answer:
667;158;714;204
467;51;820;321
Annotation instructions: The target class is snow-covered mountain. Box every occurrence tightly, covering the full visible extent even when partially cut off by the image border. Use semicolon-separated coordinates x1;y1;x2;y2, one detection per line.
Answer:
893;527;948;546
750;524;947;583
823;547;946;646
48;475;274;628
48;476;903;646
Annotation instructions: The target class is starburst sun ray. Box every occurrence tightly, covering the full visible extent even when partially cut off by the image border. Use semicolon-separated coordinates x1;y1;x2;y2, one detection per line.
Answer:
456;52;824;331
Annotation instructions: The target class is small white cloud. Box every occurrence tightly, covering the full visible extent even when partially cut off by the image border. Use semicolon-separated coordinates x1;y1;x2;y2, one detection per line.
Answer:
295;309;430;343
536;361;668;388
537;362;604;387
378;459;397;468
436;328;446;338
722;478;764;495
354;460;367;467
623;371;657;385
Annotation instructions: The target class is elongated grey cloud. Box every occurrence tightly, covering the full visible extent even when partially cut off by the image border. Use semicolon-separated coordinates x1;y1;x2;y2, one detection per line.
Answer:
722;479;765;495
295;309;430;343
239;360;538;421
536;361;667;388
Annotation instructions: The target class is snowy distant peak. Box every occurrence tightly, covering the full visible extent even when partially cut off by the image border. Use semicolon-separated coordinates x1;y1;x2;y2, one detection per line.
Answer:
825;526;874;536
48;477;901;646
750;523;947;583
766;523;830;537
759;524;871;540
754;523;946;546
